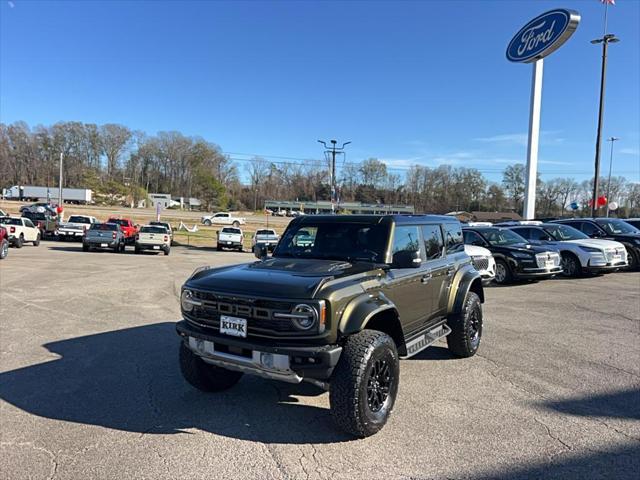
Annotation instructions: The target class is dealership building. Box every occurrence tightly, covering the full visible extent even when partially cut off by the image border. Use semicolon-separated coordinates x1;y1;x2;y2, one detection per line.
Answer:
264;200;414;215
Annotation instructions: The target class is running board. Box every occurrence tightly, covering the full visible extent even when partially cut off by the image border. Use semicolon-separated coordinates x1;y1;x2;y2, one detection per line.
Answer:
400;323;452;359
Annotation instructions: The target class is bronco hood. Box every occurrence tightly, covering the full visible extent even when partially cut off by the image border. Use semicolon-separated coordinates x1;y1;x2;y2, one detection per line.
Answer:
186;257;375;299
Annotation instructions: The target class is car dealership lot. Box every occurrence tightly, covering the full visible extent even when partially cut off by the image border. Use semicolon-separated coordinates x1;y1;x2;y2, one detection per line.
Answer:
1;242;639;480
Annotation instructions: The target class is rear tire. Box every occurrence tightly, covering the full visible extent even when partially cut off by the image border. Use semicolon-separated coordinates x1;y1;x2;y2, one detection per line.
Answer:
82;244;89;252
446;291;482;358
494;259;512;285
134;246;140;254
204;219;212;226
232;221;240;227
164;246;170;256
179;342;243;392
627;248;638;270
15;235;24;249
216;245;222;251
329;330;399;437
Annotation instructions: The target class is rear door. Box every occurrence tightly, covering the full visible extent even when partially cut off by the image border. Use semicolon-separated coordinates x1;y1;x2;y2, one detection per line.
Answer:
421;223;449;321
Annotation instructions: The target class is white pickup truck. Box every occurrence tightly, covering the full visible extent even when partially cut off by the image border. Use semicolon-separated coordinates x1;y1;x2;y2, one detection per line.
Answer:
201;212;246;227
135;225;171;255
0;216;41;248
57;215;98;240
216;227;244;252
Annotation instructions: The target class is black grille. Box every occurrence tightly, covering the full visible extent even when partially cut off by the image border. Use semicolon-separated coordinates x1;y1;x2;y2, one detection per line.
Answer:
188;290;301;335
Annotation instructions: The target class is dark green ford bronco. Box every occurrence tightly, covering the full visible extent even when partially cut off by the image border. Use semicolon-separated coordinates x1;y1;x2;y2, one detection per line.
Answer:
176;215;484;437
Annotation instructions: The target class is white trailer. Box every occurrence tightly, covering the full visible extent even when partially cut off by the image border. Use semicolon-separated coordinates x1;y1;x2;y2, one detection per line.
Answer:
2;186;93;204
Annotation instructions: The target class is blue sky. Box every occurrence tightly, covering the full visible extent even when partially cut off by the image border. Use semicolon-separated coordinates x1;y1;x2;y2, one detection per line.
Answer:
1;0;639;183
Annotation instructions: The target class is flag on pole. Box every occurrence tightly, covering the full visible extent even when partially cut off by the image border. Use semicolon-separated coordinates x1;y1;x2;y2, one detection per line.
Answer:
600;0;615;5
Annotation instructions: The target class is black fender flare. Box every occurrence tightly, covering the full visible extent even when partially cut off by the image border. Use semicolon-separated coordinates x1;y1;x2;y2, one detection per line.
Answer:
447;264;484;315
338;292;400;337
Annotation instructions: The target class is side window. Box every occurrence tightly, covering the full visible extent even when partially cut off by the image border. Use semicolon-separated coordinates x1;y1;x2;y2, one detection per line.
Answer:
392;226;421;255
513;228;531;239
444;224;464;253
421;224;444;260
580;222;599;236
463;230;485;247
24;219;35;228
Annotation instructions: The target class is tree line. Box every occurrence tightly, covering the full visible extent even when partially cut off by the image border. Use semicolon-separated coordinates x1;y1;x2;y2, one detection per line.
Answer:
1;121;638;216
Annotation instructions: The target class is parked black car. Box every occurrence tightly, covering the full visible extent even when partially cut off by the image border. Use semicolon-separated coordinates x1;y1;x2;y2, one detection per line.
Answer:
462;226;562;284
624;218;640;230
550;218;640;270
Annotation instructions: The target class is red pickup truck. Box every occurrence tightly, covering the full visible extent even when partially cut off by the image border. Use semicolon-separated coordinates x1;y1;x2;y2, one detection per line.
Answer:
107;218;139;245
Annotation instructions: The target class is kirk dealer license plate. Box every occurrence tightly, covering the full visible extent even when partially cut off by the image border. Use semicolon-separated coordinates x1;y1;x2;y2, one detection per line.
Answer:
545;260;555;268
220;315;247;338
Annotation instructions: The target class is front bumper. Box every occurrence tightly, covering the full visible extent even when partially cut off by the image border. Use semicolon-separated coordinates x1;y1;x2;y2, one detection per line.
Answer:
176;320;342;382
515;266;563;279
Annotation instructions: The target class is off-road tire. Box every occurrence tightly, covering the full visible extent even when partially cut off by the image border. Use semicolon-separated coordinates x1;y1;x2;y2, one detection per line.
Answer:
179;342;243;392
0;239;8;259
15;234;24;248
33;234;40;247
561;252;581;277
494;259;512;285
329;330;399;437
446;291;483;358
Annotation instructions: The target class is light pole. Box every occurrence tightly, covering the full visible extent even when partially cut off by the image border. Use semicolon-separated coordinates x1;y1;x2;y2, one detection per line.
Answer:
58;152;64;208
590;33;619;217
318;139;350;213
605;136;619;217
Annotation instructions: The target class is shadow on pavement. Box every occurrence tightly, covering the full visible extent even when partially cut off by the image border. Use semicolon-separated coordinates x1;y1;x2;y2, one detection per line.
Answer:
468;443;640;480
0;322;351;444
539;388;640;421
409;345;458;361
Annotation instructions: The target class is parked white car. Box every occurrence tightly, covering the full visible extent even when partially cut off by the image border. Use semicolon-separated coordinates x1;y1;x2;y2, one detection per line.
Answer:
56;215;98;240
135;225;171;255
465;244;496;284
201;212;246;227
0;216;41;247
508;223;628;277
252;228;280;251
216;227;244;251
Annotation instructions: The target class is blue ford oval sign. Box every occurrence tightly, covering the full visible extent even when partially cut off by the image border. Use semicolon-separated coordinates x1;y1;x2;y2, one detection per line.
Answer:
507;9;580;63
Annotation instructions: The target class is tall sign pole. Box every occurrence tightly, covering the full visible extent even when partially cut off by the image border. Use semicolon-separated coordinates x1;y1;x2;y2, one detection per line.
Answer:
506;9;580;219
318;139;351;214
523;59;543;219
58;152;63;207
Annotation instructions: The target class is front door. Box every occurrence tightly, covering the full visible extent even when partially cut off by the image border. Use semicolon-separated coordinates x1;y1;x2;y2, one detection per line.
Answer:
382;224;432;335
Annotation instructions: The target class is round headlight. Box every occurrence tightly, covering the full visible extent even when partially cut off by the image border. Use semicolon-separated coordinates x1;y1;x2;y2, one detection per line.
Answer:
181;289;195;312
291;304;318;330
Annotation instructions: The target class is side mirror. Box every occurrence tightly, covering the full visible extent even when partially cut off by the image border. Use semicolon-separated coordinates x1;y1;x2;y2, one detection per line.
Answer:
254;243;268;260
392;249;421;269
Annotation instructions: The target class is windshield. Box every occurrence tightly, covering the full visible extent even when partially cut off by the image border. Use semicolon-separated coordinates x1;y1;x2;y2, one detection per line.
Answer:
221;227;241;234
273;221;390;262
481;228;527;246
68;216;91;223
91;223;118;231
256;229;276;236
596;219;640;235
141;226;166;233
544;224;588;241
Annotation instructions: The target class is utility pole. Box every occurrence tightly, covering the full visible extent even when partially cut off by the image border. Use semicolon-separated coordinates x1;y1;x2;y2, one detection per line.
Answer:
318;139;351;213
58;152;63;207
590;33;619;217
605;136;619;218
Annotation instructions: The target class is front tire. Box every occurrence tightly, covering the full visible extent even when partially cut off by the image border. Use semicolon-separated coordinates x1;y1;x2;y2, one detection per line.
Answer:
329;330;399;437
15;234;24;249
561;252;581;277
494;259;512;285
33;234;40;247
179;342;243;392
447;291;483;358
627;248;638;270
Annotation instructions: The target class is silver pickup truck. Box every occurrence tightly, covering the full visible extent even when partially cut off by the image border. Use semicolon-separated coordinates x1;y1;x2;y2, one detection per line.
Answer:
82;223;126;253
252;228;280;252
57;215;98;240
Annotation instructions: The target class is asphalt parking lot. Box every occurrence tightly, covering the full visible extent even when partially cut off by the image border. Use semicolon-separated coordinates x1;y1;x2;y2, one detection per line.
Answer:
1;241;639;480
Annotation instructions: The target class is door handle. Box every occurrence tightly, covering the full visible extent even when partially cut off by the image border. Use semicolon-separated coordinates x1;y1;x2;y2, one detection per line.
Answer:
446;264;455;276
421;273;432;284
